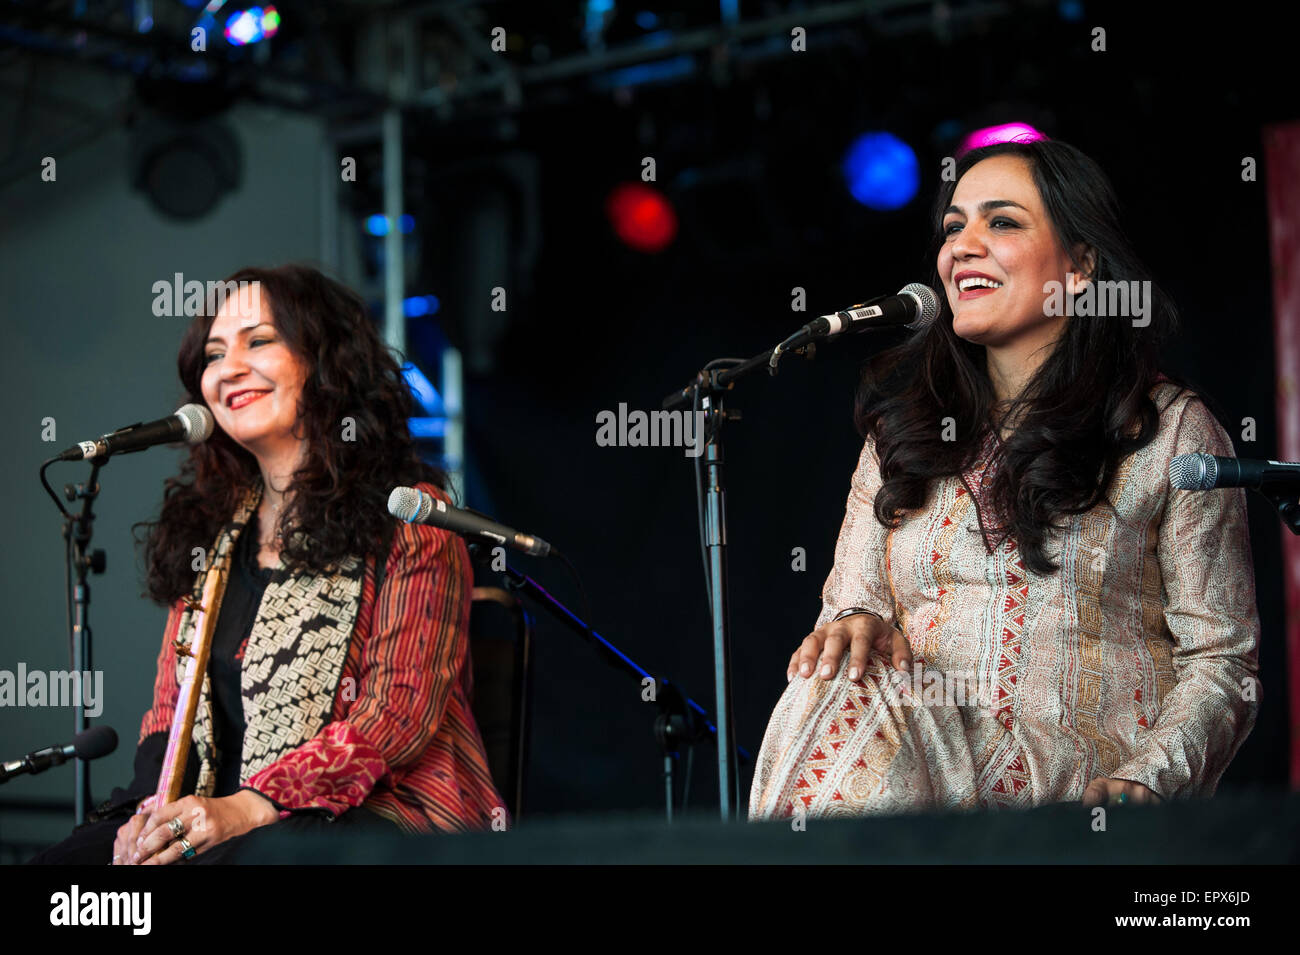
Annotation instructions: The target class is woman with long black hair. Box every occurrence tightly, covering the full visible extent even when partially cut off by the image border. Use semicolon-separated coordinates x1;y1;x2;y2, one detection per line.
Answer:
33;264;502;863
749;138;1261;817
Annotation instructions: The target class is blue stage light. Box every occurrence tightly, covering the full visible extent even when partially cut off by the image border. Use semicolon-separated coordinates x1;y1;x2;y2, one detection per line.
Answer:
401;362;445;416
842;132;920;211
1058;0;1085;22
403;295;440;318
407;417;447;439
365;214;415;236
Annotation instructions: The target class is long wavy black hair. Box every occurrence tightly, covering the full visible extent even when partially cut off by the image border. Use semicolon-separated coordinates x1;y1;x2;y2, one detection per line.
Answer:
857;138;1189;575
134;263;448;605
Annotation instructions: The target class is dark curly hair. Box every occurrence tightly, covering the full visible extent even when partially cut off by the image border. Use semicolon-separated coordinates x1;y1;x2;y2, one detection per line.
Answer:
856;138;1190;576
134;263;448;605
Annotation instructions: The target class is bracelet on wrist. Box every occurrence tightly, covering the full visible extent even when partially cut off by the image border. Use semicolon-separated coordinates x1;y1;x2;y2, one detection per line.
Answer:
832;607;883;623
832;607;904;633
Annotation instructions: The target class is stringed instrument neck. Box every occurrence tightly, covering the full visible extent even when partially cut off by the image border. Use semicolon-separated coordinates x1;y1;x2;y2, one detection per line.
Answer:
154;544;233;806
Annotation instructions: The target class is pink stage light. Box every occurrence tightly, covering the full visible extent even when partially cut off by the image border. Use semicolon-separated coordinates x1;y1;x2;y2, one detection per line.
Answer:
957;123;1047;156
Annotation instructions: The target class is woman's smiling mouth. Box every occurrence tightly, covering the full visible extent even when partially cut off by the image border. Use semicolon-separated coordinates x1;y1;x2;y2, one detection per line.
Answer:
229;390;271;410
958;285;1002;301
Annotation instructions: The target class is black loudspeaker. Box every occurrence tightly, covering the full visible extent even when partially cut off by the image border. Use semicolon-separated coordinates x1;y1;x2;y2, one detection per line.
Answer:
131;119;242;220
244;788;1299;864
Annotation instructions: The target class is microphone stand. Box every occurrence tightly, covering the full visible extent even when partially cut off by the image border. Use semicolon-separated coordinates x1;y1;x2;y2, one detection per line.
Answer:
492;559;749;822
1256;483;1300;535
662;344;808;821
41;460;108;826
661;320;907;820
40;426;149;824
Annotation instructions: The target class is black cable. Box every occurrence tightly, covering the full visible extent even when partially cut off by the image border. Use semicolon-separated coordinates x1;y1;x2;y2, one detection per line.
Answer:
549;547;593;635
64;522;73;668
42;458;75;668
681;743;694;813
692;380;711;605
40;458;70;517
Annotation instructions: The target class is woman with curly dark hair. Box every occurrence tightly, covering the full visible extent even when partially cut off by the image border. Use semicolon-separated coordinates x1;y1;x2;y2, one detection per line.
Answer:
749;139;1261;818
33;264;503;864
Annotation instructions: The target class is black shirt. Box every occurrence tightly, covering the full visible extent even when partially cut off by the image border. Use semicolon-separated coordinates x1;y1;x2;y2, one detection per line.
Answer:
209;513;274;797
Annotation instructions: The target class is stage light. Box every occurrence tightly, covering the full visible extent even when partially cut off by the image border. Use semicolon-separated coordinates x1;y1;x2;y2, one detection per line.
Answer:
401;362;445;416
403;295;441;318
958;123;1047;155
842;132;920;211
407;417;447;439
224;5;279;46
606;183;678;253
1058;0;1085;22
585;0;614;49
131;120;241;220
365;213;415;236
402;361;447;439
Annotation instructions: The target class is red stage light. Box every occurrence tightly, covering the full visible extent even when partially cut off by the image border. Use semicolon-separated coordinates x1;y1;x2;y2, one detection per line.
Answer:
605;183;678;252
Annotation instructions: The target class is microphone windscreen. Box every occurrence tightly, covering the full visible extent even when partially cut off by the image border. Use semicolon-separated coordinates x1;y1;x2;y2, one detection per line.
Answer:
900;283;940;330
388;486;422;522
1169;452;1216;490
177;403;214;443
73;725;118;760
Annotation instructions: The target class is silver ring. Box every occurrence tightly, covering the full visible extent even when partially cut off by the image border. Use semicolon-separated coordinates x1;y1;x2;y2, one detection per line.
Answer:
179;837;196;860
167;816;186;838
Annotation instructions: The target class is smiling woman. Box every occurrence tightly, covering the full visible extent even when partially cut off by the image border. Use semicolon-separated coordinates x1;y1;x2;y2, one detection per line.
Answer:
29;264;505;865
198;293;311;565
750;139;1262;819
938;154;1095;404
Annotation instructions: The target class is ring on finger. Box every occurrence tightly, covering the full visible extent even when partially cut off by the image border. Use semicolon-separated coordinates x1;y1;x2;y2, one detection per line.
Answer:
178;837;196;860
1108;792;1129;806
167;816;186;838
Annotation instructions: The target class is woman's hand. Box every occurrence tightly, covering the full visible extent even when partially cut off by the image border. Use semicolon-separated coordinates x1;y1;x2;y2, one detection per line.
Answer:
1081;777;1163;807
787;612;913;683
110;812;148;865
130;791;280;865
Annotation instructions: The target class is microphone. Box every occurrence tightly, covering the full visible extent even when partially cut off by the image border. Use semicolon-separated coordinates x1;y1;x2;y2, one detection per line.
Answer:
0;726;118;783
387;487;553;557
56;404;214;461
770;283;940;368
1170;453;1300;492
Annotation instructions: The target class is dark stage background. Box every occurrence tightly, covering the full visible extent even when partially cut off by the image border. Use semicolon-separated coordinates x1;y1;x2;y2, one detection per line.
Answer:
0;1;1294;847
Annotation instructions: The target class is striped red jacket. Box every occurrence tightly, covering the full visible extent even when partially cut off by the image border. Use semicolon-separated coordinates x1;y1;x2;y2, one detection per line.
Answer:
139;483;506;834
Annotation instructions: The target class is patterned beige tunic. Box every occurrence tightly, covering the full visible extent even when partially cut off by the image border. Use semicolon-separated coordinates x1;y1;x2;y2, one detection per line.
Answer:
749;383;1261;818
